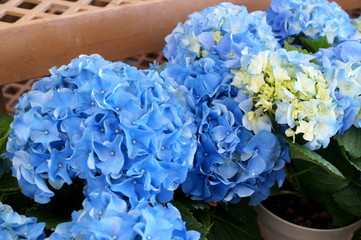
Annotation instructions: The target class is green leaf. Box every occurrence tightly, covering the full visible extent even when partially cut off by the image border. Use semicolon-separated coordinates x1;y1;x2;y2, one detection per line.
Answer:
0;172;19;189
284;41;312;54
352;177;361;188
0;114;13;130
319;139;359;180
298;36;332;53
200;210;212;233
172;200;210;240
334;127;361;171
284;137;345;180
311;190;357;227
293;160;349;193
290;139;361;226
207;200;263;240
173;196;211;212
324;197;358;226
334;127;361;158
0;114;13;154
334;183;361;216
349;158;361;172
293;152;361;226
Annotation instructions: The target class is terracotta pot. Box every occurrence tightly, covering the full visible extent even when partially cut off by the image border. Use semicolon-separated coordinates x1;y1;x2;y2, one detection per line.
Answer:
255;204;361;240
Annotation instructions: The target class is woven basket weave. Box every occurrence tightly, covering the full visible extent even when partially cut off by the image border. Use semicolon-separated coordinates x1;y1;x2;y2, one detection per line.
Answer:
0;0;360;113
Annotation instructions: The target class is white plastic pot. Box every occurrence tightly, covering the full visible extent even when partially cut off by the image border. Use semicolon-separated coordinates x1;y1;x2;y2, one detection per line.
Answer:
255;204;361;240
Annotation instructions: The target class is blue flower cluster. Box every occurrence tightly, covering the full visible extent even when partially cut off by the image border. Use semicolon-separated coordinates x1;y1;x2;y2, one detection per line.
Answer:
232;48;346;150
160;55;233;105
266;0;356;44
7;54;196;204
161;58;290;205
317;39;361;63
316;40;361;134
163;2;279;68
6;1;359;238
50;190;199;240
161;3;290;204
0;202;45;240
7;54;198;239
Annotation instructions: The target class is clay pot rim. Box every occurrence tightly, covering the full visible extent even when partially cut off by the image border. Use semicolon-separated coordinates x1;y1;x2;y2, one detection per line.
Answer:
255;203;361;232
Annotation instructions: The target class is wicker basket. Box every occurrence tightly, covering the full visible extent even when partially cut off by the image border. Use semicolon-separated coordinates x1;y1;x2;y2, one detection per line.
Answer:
0;0;360;113
0;0;274;85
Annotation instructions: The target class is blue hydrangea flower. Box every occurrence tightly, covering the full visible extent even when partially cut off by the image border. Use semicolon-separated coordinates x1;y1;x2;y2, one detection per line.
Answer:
317;44;361;133
316;39;361;63
181;103;290;204
161;56;290;205
232;48;346;150
163;2;279;68
161;4;290;205
160;56;234;106
0;202;45;240
7;54;196;204
267;0;356;44
50;190;200;240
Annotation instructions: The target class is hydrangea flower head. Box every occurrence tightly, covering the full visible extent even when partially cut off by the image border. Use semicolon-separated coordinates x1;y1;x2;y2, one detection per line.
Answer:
161;53;290;205
7;54;196;204
164;2;279;68
50;191;200;240
316;42;361;133
316;39;361;63
181;110;291;205
160;55;234;106
0;202;45;240
161;7;288;205
232;49;343;150
267;0;356;44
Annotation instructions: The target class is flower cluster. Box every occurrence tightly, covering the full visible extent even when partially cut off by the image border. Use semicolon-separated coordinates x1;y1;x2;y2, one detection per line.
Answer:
267;0;356;44
0;202;45;240
7;54;198;239
2;0;361;238
51;190;199;240
159;55;233;105
316;39;361;63
161;3;290;205
316;40;361;133
164;2;280;68
7;54;196;204
232;49;345;150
